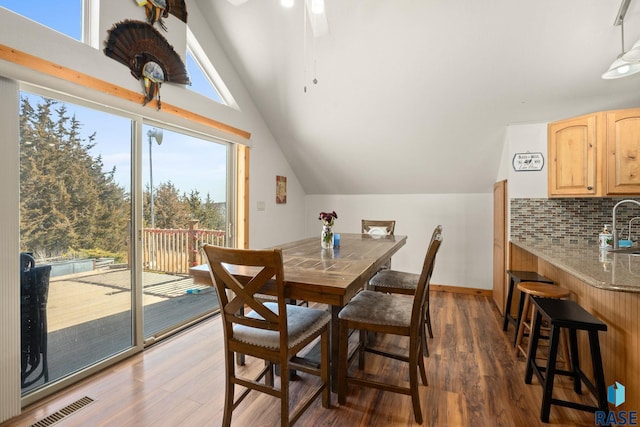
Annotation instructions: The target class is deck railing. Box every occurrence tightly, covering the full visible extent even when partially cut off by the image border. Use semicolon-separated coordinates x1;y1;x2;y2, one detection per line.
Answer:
143;221;225;274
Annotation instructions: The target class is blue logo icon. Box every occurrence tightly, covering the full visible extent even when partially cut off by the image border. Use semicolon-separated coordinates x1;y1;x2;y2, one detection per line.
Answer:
608;382;626;407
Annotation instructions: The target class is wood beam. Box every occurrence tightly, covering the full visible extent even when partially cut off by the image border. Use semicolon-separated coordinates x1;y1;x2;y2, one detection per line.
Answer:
0;44;251;141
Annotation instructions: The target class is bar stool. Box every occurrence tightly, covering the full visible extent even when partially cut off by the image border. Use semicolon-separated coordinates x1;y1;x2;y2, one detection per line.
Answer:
514;282;570;359
503;270;553;341
525;297;608;422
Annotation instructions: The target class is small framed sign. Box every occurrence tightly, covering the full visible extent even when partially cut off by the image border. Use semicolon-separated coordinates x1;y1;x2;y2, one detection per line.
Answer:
276;175;287;204
512;152;544;171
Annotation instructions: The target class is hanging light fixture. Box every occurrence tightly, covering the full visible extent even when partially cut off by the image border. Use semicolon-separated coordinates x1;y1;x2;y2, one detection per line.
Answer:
622;39;640;61
602;0;640;79
281;0;294;8
602;21;640;79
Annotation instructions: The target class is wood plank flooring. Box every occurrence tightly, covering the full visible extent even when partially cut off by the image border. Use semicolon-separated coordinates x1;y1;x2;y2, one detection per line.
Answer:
3;292;598;426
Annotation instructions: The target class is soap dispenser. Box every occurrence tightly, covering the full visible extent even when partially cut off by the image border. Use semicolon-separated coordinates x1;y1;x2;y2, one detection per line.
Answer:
599;224;613;249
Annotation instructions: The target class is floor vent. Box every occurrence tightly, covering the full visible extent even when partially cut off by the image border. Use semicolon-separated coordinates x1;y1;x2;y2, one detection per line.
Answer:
29;396;95;427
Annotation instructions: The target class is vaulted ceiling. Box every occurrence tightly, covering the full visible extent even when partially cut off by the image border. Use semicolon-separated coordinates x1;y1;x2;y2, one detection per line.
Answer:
195;0;640;195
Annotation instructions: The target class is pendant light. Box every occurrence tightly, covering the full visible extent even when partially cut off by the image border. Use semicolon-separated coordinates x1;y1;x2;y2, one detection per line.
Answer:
281;0;294;8
622;39;640;61
602;13;640;78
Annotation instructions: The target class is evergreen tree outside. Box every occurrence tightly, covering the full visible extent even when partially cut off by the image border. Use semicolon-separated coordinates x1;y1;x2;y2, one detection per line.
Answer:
19;96;130;259
20;94;227;260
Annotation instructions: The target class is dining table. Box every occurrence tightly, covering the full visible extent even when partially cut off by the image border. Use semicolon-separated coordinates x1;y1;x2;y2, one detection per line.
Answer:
189;232;407;388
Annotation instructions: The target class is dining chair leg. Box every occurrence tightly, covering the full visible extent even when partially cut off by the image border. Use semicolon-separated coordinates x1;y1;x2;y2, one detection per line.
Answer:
321;330;330;408
409;347;423;424
422;323;430;357
418;342;428;386
426;297;434;339
338;321;349;405
223;350;234;427
266;362;274;387
280;356;290;427
358;330;366;369
421;304;430;357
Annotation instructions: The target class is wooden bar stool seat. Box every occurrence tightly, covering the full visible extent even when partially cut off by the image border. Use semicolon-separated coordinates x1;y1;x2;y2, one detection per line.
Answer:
514;282;570;360
504;270;553;342
525;297;609;422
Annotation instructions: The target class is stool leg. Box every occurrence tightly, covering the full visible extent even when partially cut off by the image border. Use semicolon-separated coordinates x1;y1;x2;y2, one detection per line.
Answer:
568;328;581;394
514;288;526;346
588;331;609;415
525;309;543;385
503;277;515;331
559;328;571;370
514;295;531;357
525;305;538;362
540;325;561;423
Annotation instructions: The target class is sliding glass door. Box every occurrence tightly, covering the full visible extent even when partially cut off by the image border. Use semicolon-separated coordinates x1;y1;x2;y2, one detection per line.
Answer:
19;91;134;394
18;89;232;399
141;124;228;342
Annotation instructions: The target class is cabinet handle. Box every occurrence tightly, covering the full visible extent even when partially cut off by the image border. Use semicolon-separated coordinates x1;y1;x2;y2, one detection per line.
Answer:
587;186;593;190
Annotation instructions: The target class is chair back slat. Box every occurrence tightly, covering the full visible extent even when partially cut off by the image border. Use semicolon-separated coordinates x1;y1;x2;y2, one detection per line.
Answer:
202;245;287;337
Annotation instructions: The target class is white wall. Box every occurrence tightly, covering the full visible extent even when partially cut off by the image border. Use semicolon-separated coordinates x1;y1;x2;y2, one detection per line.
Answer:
305;194;493;290
506;123;549;199
0;4;306;422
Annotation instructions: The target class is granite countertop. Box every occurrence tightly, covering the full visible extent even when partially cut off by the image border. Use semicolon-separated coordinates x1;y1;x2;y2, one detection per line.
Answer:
511;239;640;293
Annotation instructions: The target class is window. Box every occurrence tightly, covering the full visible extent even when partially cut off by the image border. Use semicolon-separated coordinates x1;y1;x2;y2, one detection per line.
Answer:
0;0;82;41
186;27;238;108
186;50;224;104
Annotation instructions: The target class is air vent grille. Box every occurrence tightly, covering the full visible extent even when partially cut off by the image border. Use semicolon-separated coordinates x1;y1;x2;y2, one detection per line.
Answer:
29;396;95;427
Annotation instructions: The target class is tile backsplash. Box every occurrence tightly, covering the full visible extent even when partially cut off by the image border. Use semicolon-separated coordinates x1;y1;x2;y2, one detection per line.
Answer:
510;198;640;245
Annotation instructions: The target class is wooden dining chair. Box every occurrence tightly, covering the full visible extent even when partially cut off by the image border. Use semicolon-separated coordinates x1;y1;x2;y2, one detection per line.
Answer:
337;231;442;424
361;219;396;236
202;244;331;427
361;219;396;270
369;225;442;356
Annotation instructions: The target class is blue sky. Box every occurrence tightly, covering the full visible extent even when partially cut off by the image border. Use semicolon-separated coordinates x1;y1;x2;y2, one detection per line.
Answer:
8;1;229;202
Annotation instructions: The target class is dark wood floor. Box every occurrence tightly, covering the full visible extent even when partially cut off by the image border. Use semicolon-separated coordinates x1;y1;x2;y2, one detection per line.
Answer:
4;292;597;426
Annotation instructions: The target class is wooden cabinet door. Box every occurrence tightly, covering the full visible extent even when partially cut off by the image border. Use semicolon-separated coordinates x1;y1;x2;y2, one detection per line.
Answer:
607;109;640;194
493;180;507;314
548;114;601;197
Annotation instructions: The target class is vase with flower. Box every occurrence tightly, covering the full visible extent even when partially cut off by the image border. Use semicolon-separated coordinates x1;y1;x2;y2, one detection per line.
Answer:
318;211;338;249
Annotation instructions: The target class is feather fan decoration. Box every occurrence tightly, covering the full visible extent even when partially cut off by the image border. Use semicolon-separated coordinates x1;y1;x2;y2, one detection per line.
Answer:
104;20;190;109
139;0;188;31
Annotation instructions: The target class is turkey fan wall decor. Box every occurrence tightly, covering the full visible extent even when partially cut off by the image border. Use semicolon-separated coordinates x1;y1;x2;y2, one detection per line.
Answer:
135;0;188;31
104;20;190;109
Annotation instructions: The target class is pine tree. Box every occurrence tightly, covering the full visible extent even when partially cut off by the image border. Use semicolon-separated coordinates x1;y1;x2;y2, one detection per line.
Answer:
19;95;129;258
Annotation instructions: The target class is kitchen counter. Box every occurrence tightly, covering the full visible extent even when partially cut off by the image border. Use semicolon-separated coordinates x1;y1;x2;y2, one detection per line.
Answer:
511;239;640;292
507;239;640;410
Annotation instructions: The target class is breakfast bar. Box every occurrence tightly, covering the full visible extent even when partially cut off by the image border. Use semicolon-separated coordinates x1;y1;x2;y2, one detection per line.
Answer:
509;239;640;412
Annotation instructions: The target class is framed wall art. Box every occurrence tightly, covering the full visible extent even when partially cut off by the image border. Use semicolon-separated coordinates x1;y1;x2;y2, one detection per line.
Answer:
276;175;287;204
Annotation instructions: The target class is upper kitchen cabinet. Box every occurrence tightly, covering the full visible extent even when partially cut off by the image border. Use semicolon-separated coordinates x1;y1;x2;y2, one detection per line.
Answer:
548;108;640;197
548;113;603;197
606;109;640;195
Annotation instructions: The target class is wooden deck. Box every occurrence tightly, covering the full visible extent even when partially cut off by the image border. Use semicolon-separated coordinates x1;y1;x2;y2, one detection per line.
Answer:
47;268;210;332
21;269;217;393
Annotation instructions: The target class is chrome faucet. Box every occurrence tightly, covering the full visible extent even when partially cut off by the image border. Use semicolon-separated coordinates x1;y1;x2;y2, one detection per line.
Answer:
629;216;640;241
612;200;640;249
